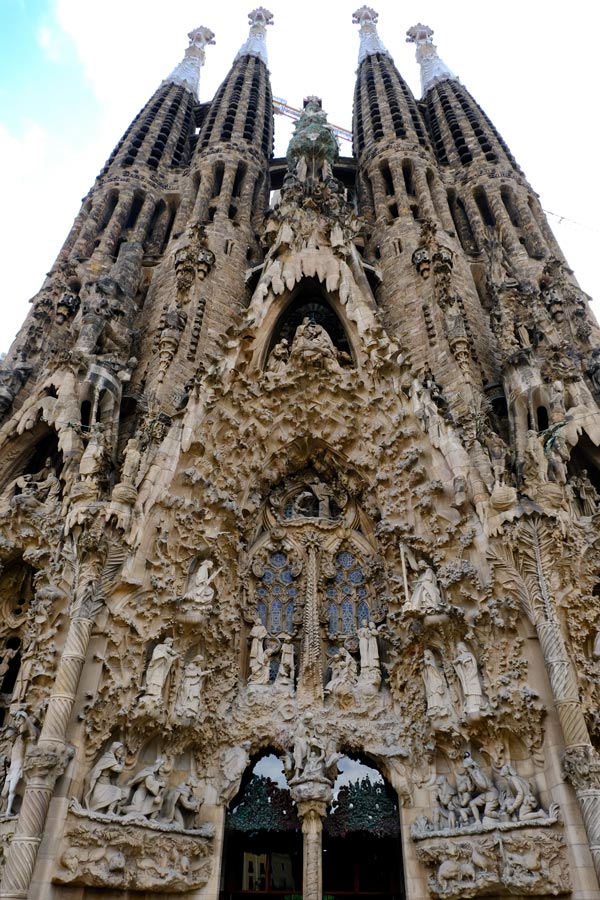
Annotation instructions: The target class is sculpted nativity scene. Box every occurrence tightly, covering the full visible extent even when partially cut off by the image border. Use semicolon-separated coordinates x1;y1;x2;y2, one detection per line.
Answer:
0;6;599;899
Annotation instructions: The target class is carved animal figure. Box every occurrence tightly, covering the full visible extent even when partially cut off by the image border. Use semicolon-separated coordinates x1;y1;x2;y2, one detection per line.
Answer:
437;858;475;890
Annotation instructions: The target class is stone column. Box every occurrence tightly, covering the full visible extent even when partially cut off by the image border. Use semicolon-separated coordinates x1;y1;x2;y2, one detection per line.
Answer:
291;782;332;900
0;590;100;898
525;519;600;883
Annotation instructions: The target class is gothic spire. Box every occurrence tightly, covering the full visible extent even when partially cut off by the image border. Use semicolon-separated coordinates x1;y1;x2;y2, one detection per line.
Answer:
235;7;273;66
353;6;391;65
406;23;456;96
162;26;216;98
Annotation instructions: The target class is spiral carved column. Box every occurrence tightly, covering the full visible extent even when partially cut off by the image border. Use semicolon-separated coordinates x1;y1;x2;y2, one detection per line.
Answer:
0;613;94;898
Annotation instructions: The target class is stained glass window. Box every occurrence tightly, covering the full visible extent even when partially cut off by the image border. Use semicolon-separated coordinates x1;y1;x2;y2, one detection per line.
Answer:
327;549;370;636
255;552;298;635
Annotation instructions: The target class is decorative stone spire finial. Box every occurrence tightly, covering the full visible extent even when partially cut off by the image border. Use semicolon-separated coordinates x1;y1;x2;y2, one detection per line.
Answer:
162;26;215;98
353;6;391;65
406;23;457;96
235;8;273;65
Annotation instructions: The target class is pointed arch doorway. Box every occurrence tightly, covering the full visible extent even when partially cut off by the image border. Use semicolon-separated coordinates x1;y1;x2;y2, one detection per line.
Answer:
220;754;404;900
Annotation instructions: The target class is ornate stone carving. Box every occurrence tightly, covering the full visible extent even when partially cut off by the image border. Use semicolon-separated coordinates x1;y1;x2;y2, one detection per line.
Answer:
415;830;570;898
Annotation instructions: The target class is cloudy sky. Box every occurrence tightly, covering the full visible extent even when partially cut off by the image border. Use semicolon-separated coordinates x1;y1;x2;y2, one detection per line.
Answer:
1;0;598;353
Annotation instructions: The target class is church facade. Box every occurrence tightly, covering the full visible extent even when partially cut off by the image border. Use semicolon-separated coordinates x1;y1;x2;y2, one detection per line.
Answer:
0;6;600;899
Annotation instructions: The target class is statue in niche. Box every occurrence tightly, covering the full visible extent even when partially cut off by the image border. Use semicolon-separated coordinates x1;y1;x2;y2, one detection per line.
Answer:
325;648;357;698
499;764;549;823
0;710;39;817
406;566;444;616
266;338;290;374
546;434;569;486
485;432;509;486
592;630;600;660
462;754;501;825
10;458;61;512
288;317;341;372
122;757;171;819
422;650;453;720
452;642;484;718
357;620;381;688
119;437;141;486
183;559;220;607
248;618;270;685
79;423;107;484
176;655;211;717
85;742;128;815
572;470;599;516
275;639;295;691
0;647;17;684
139;638;178;709
521;429;547;487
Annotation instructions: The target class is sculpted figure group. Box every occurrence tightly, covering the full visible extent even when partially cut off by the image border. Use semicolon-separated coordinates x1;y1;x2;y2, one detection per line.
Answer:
83;743;202;830
415;752;559;836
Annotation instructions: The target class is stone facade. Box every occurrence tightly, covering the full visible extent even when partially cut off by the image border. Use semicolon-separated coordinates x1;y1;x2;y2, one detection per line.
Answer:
0;6;598;899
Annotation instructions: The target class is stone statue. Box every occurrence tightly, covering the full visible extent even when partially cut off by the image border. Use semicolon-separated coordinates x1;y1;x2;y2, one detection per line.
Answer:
452;642;484;718
422;650;452;719
499;764;549;822
85;742;128;814
176;656;211;717
248;618;270;685
325;648;357;697
183;559;220;607
139;638;178;708
266;339;289;374
122;757;170;819
357;620;381;688
159;781;202;828
521;429;547;487
406;566;444;615
289;317;340;371
573;470;599;516
275;639;295;690
462;754;501;824
430;774;457;831
119;438;142;486
79;423;107;483
1;711;39;817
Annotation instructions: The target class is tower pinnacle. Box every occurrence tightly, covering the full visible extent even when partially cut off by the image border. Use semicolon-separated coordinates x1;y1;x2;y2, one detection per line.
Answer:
162;26;216;97
406;23;456;96
353;6;391;65
235;7;273;66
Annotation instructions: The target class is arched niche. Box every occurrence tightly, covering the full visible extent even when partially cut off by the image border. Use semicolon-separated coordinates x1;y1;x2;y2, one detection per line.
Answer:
323;755;403;898
222;751;302;897
0;424;62;495
258;277;357;372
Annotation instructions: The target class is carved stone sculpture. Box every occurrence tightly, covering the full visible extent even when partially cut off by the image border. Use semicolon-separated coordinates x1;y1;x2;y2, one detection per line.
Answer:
84;742;128;814
452;643;484;718
139;639;178;709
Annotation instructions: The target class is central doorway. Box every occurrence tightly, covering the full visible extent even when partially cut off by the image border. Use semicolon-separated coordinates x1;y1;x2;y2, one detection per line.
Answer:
220;753;404;900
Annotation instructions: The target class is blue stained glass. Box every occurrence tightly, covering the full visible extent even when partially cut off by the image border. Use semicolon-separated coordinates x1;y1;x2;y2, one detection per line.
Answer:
338;551;355;569
358;600;370;624
270;599;282;633
334;571;343;584
341;599;354;634
263;570;274;583
257;587;267;597
327;587;337;597
287;586;298;597
257;602;267;626
272;585;281;595
269;659;279;681
280;569;293;584
329;603;338;634
285;603;294;633
342;584;353;594
357;587;367;597
349;569;364;584
271;552;287;568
